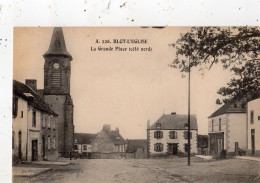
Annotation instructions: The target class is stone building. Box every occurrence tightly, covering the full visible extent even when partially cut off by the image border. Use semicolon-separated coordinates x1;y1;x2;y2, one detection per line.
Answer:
91;125;126;159
13;80;58;162
247;98;260;156
208;98;247;155
74;133;97;158
125;139;147;159
41;27;75;157
147;113;198;157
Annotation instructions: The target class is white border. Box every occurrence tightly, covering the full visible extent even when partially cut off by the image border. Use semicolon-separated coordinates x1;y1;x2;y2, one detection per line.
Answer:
1;0;260;182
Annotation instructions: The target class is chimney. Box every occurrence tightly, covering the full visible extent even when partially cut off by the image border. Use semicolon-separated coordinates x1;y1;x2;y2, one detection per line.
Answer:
103;124;111;134
171;112;176;115
26;79;37;92
147;120;150;129
115;127;119;133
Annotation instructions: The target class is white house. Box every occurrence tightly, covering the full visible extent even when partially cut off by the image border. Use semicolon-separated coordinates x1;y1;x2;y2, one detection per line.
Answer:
74;133;97;158
13;80;58;162
147;113;198;157
208;98;247;155
247;98;260;156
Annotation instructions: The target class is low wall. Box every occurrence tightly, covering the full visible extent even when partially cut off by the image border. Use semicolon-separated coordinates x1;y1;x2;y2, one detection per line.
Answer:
91;152;126;159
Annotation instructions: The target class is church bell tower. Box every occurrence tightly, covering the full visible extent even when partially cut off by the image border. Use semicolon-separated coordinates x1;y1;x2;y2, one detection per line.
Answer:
43;27;73;95
43;27;74;157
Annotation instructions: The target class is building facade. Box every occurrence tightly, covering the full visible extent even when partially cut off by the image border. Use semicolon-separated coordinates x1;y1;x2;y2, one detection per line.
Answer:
147;113;198;157
91;125;126;159
13;80;58;162
125;139;147;159
208;98;247;155
74;133;97;158
247;98;260;156
42;27;74;157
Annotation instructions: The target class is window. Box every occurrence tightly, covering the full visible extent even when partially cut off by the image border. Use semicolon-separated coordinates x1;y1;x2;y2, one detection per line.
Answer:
53;118;56;130
21;111;23;118
211;119;214;132
154;143;163;152
184;131;192;139
154;131;163;139
156;123;161;128
83;145;87;150
184;143;189;153
42;114;45;128
32;110;36;127
13;96;18;118
258;116;260;121
53;136;56;149
219;118;221;131
169;131;177;139
47;136;51;150
250;110;254;124
52;63;61;88
47;116;51;128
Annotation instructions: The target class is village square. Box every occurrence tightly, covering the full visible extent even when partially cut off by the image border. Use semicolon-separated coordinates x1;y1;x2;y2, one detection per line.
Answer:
12;27;260;183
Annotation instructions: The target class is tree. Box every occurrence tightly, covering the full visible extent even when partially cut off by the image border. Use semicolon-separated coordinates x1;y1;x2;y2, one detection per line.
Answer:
170;27;260;104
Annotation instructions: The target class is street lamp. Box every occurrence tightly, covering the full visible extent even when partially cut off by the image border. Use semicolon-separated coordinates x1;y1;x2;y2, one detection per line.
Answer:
187;58;191;166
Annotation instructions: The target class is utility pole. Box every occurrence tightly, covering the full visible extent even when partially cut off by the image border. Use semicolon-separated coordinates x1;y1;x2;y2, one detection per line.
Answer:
187;58;191;166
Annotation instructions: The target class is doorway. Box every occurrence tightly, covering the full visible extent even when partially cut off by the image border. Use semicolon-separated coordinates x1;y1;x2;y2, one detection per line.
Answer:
168;143;178;155
251;129;255;155
42;136;45;158
32;140;38;161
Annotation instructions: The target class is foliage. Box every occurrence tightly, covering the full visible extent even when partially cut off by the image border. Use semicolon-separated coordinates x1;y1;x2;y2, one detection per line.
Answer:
170;27;260;104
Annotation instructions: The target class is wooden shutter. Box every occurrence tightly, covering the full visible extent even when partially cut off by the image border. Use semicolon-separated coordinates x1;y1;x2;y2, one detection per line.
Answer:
160;144;163;151
154;131;156;138
161;131;163;138
184;131;188;139
13;97;18;118
154;144;156;151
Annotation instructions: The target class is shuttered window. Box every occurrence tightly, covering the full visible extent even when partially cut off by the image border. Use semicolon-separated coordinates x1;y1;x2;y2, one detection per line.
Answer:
13;96;18;118
52;67;61;87
154;143;163;152
169;131;177;139
154;131;163;139
184;131;192;139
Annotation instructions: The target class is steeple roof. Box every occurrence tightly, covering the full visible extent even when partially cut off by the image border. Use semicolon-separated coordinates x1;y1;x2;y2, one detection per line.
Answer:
44;27;72;60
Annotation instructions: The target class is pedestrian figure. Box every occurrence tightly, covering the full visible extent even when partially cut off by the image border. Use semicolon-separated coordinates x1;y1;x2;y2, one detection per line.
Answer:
69;149;74;160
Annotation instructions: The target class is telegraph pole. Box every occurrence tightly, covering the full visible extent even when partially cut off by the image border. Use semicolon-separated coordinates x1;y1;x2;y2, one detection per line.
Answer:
187;58;191;166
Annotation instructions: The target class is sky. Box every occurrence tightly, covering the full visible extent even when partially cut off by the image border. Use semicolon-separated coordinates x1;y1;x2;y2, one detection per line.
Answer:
13;27;233;139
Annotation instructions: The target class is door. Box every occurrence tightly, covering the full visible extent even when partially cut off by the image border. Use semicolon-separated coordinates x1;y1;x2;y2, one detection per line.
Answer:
18;131;22;160
168;143;178;155
251;129;255;155
42;136;45;158
32;140;38;161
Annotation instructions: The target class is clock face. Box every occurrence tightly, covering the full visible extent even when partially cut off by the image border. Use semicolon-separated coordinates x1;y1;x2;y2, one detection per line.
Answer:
53;63;60;69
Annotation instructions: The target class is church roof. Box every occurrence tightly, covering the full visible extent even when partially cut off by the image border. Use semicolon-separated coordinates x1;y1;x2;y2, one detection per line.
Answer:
148;113;198;130
13;80;58;116
43;27;72;60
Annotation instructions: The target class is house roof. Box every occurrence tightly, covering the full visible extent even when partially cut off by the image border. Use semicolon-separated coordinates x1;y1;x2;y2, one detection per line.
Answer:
148;114;198;130
43;27;72;60
13;80;58;116
110;130;126;145
208;97;247;118
74;133;97;144
126;139;147;153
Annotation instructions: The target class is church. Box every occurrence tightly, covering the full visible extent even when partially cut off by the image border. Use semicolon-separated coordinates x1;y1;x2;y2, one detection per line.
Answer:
42;27;74;157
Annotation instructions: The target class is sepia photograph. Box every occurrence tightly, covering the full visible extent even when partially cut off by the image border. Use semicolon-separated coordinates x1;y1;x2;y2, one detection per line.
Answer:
12;27;260;183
